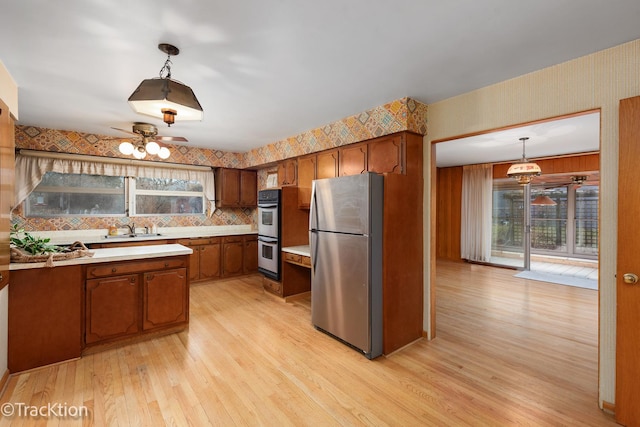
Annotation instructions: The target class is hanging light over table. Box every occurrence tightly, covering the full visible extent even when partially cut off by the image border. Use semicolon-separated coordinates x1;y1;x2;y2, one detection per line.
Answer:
507;137;541;185
531;194;557;205
128;43;203;127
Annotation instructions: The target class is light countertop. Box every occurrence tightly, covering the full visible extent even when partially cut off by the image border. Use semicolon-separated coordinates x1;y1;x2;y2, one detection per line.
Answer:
23;225;257;246
282;245;310;257
10;244;193;270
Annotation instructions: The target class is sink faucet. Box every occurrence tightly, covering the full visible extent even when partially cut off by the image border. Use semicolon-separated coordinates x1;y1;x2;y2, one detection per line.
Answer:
126;223;136;234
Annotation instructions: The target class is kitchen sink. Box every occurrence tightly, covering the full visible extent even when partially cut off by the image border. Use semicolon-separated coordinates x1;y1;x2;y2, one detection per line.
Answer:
103;233;163;239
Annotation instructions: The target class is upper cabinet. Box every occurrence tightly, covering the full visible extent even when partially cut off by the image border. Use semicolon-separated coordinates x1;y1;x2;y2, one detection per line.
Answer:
339;144;367;176
316;149;339;179
278;159;297;187
215;168;257;208
297;155;316;209
240;169;258;206
367;134;405;174
297;149;339;209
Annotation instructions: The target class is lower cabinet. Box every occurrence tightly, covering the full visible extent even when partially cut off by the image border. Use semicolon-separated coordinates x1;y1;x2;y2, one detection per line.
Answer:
84;256;189;347
86;274;140;344
9;265;83;373
143;268;188;330
244;234;258;274
180;235;257;281
222;236;244;276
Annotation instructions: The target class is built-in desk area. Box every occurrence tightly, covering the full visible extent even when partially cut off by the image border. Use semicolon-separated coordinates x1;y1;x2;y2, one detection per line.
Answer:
265;245;311;300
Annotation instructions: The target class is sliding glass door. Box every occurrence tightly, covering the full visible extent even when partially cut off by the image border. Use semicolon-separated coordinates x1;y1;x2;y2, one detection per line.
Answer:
491;180;598;269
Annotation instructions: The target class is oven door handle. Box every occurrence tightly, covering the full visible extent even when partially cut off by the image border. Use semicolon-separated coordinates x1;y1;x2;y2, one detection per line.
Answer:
258;204;278;209
258;236;278;244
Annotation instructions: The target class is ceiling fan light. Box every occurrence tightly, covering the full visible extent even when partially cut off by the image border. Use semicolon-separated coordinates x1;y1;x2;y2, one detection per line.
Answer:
132;148;147;159
158;147;171;159
119;141;134;155
145;141;160;155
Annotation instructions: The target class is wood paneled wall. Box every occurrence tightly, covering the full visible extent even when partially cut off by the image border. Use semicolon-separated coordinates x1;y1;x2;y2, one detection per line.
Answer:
436;166;463;261
436;153;599;261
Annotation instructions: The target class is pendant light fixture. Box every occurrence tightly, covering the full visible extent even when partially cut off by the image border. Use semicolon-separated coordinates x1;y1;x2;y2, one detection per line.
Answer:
507;137;541;185
531;194;557;205
128;43;203;127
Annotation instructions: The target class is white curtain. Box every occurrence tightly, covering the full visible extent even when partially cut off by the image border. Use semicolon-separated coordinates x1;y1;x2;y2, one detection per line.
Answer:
14;153;217;215
460;163;493;262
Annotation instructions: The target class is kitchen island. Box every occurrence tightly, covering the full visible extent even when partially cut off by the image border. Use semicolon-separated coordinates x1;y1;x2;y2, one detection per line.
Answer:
9;244;192;372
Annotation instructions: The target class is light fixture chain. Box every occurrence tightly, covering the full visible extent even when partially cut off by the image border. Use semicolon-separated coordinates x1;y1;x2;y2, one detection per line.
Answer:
159;55;172;79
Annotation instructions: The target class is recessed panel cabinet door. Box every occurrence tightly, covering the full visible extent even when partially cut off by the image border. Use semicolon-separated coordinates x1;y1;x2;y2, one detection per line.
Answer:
243;235;258;273
368;135;404;174
143;268;188;330
86;275;140;343
339;144;367;176
200;242;222;280
223;239;244;276
297;155;316;208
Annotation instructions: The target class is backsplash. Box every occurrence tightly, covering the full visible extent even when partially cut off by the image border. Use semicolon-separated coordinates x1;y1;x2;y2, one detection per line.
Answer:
11;202;256;232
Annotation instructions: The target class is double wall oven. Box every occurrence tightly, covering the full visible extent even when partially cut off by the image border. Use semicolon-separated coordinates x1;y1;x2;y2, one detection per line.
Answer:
257;189;281;280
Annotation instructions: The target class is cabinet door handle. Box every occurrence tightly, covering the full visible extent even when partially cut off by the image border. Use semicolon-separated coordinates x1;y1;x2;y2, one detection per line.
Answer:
0;273;3;282
130;277;136;284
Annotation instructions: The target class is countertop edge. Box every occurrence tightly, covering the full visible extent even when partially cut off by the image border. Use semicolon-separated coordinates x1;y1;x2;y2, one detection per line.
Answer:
10;244;193;270
282;245;311;257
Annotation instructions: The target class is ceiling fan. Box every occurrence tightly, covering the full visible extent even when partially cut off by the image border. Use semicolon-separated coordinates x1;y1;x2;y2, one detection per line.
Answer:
112;122;187;159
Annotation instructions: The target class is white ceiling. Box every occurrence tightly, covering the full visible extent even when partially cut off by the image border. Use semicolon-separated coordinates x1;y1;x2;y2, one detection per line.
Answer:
435;112;601;167
1;1;639;153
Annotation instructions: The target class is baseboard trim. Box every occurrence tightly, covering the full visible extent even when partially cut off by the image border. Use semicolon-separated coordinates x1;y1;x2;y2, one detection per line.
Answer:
602;400;615;414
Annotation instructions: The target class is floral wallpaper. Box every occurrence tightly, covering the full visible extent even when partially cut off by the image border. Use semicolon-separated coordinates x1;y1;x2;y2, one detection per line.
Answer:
13;97;427;231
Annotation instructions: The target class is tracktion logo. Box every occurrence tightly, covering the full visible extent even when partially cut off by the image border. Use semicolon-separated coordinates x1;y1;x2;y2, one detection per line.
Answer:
1;402;90;419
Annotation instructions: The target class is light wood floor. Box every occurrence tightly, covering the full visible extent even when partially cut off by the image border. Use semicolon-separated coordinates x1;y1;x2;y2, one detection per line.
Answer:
0;261;616;426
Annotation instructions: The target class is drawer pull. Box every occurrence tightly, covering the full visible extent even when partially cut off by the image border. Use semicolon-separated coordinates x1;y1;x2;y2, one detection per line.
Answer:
112;268;117;273
165;262;169;267
130;277;136;284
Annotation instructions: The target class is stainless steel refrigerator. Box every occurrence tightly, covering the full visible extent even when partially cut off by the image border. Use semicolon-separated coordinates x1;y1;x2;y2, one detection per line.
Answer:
309;172;383;359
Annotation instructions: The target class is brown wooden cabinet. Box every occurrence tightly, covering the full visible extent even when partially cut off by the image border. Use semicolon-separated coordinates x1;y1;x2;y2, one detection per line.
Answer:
297;155;316;209
316;149;339;179
222;236;244;277
215;168;257;207
9;265;83;372
297;149;339;208
86;274;140;344
84;255;189;348
243;234;258;274
368;134;404;174
339;144;368;176
179;238;222;282
278;159;297;186
240;170;258;206
143;268;188;330
199;241;222;280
